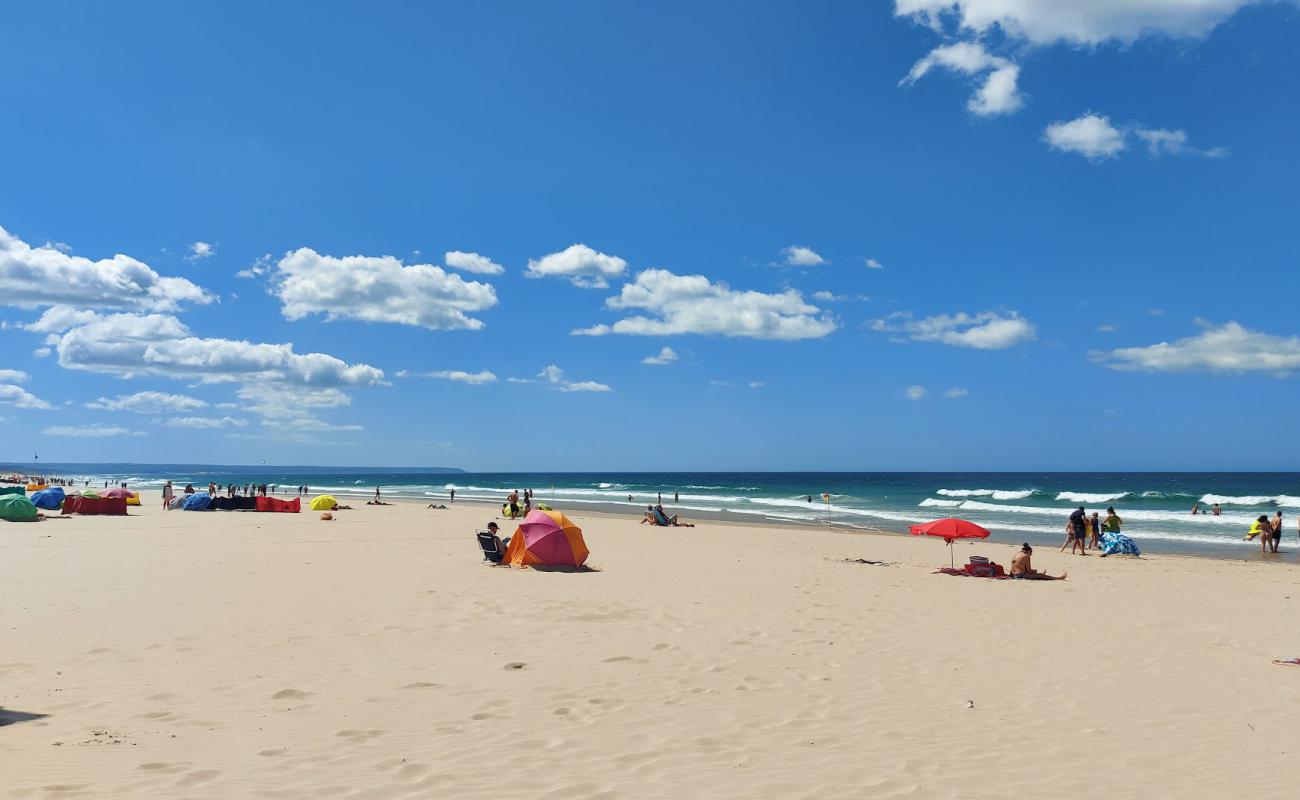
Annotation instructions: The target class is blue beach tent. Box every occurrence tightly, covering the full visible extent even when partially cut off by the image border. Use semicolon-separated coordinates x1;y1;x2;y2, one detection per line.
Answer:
30;486;65;510
180;492;212;511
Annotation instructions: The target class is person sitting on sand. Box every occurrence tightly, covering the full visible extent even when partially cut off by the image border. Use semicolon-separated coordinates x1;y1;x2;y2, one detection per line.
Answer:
640;505;657;525
426;502;448;509
1010;544;1066;580
654;504;695;528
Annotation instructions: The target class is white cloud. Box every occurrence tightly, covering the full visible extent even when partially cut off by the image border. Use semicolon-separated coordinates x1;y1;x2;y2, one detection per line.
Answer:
748;381;766;389
87;391;207;413
187;241;215;261
866;258;884;269
0;383;53;409
572;269;838;341
872;310;1036;349
813;291;850;302
0;369;29;383
900;41;1023;116
43;425;139;437
272;248;497;331
445;251;506;275
894;0;1272;47
1134;127;1227;158
1149;308;1166;316
48;311;384;389
1094;320;1300;375
514;364;612;393
1098;324;1116;333
781;246;827;267
1044;115;1224;160
1044;113;1126;159
235;384;351;419
943;387;970;398
397;369;497;384
905;385;927;400
33;347;51;358
236;254;273;279
525;244;628;288
641;346;679;365
0;225;212;312
164;416;248;428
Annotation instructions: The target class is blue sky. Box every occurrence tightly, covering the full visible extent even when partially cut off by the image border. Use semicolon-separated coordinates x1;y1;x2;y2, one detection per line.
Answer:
2;1;1299;471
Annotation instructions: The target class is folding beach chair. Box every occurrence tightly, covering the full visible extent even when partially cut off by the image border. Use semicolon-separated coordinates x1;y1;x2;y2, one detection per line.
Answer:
476;530;505;564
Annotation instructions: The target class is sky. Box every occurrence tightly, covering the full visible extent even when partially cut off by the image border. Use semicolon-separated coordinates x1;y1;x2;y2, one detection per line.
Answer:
1;0;1299;471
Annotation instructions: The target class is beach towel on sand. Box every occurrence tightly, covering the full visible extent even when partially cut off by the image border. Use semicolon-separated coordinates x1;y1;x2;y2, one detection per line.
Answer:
1099;531;1141;557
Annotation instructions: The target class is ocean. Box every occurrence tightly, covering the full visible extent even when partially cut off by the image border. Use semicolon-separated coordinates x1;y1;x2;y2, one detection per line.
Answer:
7;464;1299;557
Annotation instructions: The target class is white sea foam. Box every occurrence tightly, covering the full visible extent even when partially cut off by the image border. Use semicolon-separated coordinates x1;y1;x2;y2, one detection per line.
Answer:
1055;491;1128;504
937;488;1035;500
1199;494;1300;508
919;498;963;508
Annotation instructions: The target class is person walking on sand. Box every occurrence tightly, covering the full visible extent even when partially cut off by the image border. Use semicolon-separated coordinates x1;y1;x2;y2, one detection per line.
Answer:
449;488;455;503
162;480;174;510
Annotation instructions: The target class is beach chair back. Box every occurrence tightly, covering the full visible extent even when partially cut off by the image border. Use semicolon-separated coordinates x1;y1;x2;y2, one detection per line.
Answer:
476;531;504;563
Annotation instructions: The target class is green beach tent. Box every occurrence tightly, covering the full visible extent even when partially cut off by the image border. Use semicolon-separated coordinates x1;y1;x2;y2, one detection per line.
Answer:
0;493;40;522
0;485;26;496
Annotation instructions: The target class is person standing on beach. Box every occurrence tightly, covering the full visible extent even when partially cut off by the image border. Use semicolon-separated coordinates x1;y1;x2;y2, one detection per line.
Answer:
1066;507;1088;555
449;488;455;503
657;491;663;504
375;486;382;503
1103;507;1123;538
674;491;679;503
162;480;174;510
1088;512;1102;549
1212;503;1222;516
1271;511;1283;553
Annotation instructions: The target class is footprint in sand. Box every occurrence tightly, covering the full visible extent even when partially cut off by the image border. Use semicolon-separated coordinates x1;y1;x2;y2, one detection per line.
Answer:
400;681;440;689
502;662;526;671
258;748;288;757
175;769;222;787
271;689;312;700
470;712;494;720
138;762;189;773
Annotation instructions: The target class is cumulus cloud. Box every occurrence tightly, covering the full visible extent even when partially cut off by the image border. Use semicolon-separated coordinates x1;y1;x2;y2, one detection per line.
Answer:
1093;320;1300;375
866;258;884;269
235;384;353;419
86;391;207;414
781;246;827;267
1044;114;1224;160
187;241;215;261
49;311;385;388
905;385;927;400
396;369;497;384
894;0;1271;47
0;383;53;409
43;425;139;437
900;41;1023;116
444;251;506;275
872;310;1036;349
0;369;29;383
641;346;679;365
0;224;212;312
164;416;248;428
943;387;970;398
572;269;838;341
236;254;273;279
748;381;766;389
271;248;497;331
1043;113;1126;159
525;244;628;288
513;364;612;392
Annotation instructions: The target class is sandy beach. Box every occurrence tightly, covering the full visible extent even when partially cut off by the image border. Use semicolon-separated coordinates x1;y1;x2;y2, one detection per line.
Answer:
3;494;1299;798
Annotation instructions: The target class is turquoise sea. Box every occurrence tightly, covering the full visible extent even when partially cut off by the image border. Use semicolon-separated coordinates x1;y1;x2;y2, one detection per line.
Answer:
7;464;1299;557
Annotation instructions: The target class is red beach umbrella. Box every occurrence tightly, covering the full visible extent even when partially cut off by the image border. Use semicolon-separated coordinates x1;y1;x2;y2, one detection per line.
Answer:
910;518;991;567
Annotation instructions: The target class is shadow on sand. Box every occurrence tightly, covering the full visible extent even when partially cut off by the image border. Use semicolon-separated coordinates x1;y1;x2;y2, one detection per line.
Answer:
0;707;48;727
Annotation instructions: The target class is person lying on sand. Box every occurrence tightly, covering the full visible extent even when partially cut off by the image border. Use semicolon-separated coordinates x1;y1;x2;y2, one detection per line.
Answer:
427;503;448;509
1010;544;1066;580
366;500;391;506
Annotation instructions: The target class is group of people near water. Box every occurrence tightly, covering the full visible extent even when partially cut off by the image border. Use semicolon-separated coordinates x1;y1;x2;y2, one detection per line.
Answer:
1246;511;1290;554
1061;506;1141;557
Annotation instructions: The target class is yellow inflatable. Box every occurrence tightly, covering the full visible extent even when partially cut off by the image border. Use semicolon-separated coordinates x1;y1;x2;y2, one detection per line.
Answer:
126;492;141;506
309;495;339;511
26;484;46;492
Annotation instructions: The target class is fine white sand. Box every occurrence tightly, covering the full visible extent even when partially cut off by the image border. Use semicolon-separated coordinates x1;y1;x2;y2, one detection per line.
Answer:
2;495;1299;798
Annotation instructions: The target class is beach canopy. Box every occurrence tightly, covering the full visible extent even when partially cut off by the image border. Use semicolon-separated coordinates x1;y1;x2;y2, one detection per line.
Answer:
0;485;26;496
61;495;128;515
308;495;338;511
910;517;991;567
30;487;66;510
103;487;133;500
256;496;300;513
180;492;212;511
502;509;589;568
81;489;100;498
0;493;40;522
